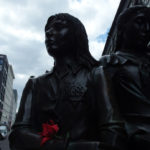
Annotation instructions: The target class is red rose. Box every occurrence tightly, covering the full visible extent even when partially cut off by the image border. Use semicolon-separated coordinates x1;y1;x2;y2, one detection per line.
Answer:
39;120;59;145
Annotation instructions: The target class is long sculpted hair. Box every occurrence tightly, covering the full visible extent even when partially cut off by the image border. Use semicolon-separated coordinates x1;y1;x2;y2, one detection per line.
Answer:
45;13;99;69
115;6;150;51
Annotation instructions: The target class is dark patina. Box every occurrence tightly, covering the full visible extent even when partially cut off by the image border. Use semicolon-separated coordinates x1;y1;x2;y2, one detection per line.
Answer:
9;13;126;150
100;6;150;150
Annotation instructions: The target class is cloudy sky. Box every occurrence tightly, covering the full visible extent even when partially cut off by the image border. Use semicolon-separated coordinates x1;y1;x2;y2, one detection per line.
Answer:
0;0;120;107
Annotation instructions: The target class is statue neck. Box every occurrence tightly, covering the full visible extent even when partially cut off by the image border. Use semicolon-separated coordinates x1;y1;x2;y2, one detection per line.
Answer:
54;55;77;71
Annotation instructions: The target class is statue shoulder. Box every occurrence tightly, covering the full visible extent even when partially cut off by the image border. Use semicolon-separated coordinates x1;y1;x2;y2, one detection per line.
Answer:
88;66;106;85
99;53;128;67
27;69;54;86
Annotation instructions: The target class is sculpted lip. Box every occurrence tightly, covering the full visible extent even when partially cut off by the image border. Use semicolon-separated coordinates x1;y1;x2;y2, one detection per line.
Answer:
46;39;56;46
46;42;58;50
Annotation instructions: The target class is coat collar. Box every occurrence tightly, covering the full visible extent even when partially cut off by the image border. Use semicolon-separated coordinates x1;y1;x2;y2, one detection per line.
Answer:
116;51;150;65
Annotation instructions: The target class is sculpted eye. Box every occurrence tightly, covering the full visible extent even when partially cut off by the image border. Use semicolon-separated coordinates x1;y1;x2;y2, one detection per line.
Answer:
55;23;63;30
136;18;143;23
135;17;145;24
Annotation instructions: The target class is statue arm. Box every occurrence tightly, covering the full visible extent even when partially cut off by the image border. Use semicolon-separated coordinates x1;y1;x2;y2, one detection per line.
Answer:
9;78;66;150
92;66;127;150
9;78;42;150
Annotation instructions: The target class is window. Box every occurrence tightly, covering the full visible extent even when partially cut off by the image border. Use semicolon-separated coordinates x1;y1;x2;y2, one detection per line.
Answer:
0;60;3;65
142;0;150;5
0;101;3;110
133;0;150;5
0;65;2;71
0;111;2;120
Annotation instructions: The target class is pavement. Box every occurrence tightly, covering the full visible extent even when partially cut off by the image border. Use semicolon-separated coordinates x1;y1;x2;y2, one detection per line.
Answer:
0;137;10;150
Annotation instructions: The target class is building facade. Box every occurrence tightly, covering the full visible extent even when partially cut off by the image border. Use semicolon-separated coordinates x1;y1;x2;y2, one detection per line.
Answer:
0;55;9;121
103;0;150;55
0;54;17;128
9;89;18;126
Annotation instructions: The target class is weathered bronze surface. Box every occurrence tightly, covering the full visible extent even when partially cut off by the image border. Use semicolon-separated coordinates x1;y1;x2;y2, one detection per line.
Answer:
9;13;126;150
100;6;150;150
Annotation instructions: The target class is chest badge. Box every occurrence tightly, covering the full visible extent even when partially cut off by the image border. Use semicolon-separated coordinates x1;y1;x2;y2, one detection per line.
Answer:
63;82;87;108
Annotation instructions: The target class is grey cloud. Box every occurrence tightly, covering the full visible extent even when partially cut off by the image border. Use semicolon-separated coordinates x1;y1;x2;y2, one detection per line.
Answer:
0;0;120;106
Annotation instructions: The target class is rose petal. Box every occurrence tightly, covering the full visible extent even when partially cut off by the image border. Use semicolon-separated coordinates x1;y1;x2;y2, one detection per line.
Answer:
40;137;52;145
39;120;59;146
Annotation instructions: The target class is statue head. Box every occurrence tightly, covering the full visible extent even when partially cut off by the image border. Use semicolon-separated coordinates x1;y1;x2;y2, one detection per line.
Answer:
45;13;96;66
116;6;150;53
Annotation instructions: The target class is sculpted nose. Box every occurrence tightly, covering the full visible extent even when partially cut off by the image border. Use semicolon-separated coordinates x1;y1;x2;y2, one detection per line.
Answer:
141;23;150;36
46;28;57;38
46;30;52;37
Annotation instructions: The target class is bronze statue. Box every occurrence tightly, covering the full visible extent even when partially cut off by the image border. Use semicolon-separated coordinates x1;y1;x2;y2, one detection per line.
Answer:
100;6;150;150
9;13;126;150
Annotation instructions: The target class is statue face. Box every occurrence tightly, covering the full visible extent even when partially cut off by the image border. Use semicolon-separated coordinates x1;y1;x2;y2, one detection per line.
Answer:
45;19;72;57
122;12;150;51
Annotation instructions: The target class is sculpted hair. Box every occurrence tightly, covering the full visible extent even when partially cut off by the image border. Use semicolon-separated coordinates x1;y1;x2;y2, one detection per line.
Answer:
45;13;99;68
116;6;150;50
